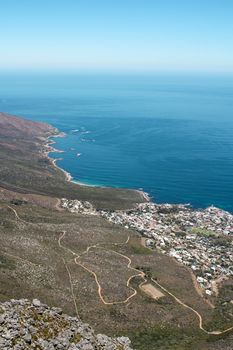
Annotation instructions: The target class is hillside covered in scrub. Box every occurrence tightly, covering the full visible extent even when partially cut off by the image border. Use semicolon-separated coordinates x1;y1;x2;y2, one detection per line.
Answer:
0;113;232;350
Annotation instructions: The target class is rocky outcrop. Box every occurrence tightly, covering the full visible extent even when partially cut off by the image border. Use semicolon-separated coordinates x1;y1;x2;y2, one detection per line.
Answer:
0;299;133;350
61;199;97;215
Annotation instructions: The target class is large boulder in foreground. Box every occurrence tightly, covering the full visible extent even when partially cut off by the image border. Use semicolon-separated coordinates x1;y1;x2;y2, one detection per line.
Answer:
0;299;133;350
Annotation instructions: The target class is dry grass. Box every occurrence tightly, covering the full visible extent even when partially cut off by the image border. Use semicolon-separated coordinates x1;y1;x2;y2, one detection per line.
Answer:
141;283;164;300
0;203;232;349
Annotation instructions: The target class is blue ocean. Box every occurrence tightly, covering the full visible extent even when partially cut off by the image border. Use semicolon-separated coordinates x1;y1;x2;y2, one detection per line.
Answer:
0;72;233;211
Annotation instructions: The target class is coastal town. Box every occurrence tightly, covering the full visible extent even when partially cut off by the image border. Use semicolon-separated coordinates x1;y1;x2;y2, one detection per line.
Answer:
61;198;233;296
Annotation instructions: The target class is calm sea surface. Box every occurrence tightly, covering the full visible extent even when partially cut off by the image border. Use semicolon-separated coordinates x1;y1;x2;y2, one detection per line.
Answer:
0;73;233;211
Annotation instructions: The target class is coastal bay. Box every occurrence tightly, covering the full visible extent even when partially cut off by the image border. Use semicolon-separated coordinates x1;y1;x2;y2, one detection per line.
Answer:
1;73;233;211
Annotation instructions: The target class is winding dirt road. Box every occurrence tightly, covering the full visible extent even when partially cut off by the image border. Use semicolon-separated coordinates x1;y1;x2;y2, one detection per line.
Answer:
59;230;147;305
3;205;233;336
150;277;233;335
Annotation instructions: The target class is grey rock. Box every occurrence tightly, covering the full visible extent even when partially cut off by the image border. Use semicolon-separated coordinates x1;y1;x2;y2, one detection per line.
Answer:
0;315;5;324
32;298;41;307
0;299;133;350
23;333;32;343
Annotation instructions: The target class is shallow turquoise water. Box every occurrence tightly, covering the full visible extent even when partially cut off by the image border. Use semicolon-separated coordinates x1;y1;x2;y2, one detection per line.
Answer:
0;73;233;211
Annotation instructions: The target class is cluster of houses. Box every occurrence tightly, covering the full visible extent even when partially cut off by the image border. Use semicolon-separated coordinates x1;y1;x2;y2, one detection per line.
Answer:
61;199;233;295
100;203;233;295
61;198;96;214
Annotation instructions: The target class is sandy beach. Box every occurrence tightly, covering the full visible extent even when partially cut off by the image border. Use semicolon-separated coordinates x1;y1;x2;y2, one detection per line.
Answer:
43;132;73;183
51;158;73;182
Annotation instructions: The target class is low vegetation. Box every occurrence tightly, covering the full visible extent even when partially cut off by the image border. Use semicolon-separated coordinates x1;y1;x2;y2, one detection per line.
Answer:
190;227;217;237
0;113;232;350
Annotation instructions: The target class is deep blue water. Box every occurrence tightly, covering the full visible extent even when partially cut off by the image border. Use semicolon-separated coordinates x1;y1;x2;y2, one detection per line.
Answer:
0;72;233;211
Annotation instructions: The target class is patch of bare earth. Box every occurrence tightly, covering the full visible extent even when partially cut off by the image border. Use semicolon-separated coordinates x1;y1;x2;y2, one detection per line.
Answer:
141;283;164;300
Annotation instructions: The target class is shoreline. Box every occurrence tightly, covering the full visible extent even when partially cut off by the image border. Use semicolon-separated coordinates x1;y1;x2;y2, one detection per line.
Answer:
44;131;150;202
136;190;150;202
51;158;73;182
44;129;231;212
43;133;233;213
43;132;74;183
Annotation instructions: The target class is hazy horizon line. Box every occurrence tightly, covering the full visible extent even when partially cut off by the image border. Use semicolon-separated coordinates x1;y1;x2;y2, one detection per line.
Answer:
0;68;233;77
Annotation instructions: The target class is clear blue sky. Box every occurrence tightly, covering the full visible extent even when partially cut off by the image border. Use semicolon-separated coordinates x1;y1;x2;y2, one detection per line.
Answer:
1;0;233;72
